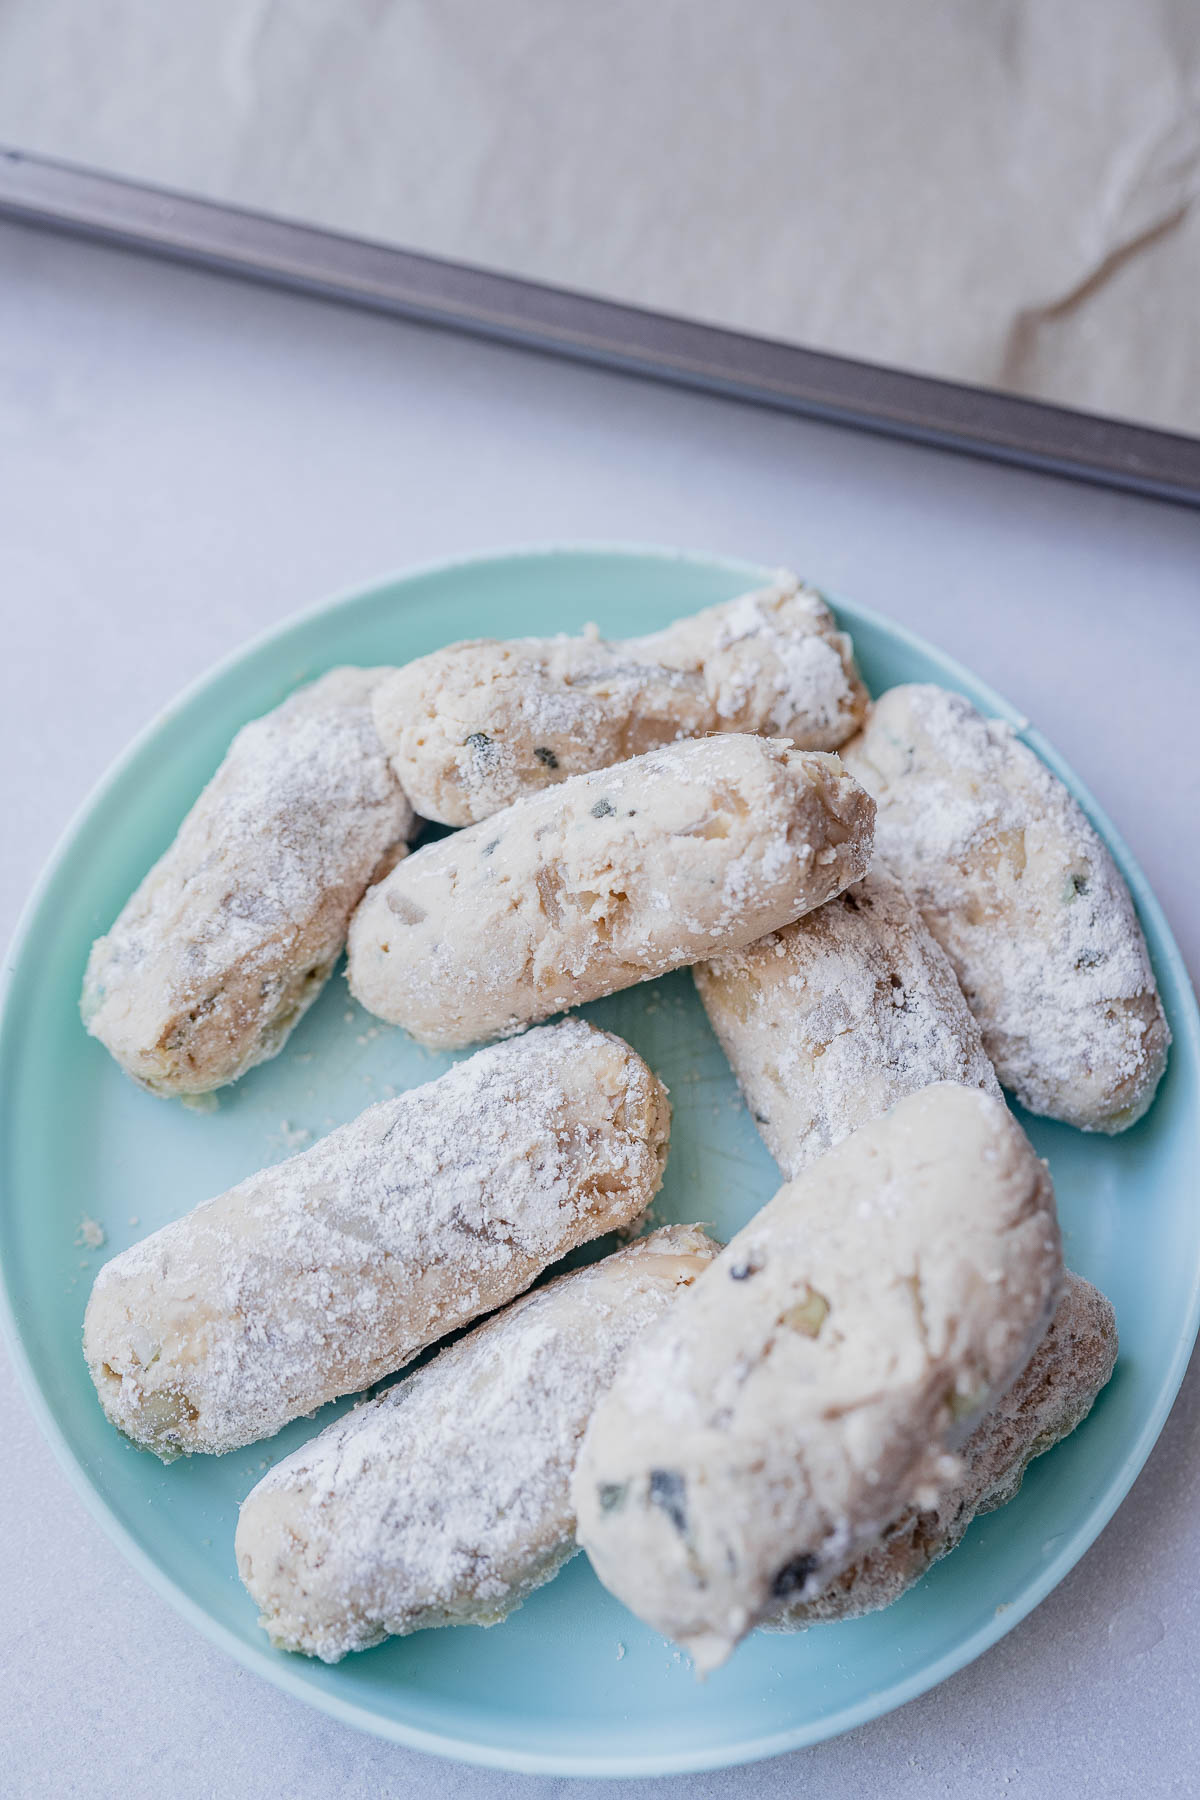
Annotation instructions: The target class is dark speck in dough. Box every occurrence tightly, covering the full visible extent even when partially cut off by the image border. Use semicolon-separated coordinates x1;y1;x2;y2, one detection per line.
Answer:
648;1468;688;1534
533;746;559;769
591;799;616;818
770;1553;820;1599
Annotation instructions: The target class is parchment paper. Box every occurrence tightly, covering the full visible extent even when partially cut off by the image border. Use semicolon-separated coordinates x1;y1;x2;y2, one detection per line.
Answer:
1;0;1198;433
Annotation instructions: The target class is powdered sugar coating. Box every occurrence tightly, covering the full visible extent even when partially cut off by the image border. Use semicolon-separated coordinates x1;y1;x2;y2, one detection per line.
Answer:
236;1225;720;1661
573;1084;1062;1673
694;864;1001;1177
843;685;1169;1132
372;574;868;825
84;1020;670;1458
347;734;875;1050
698;581;863;738
81;668;415;1097
768;1270;1117;1627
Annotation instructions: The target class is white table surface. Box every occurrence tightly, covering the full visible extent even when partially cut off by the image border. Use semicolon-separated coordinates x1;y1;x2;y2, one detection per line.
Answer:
2;218;1198;1800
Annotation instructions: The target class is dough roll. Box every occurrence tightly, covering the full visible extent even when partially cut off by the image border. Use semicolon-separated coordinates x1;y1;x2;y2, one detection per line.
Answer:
347;735;875;1050
572;1084;1063;1672
843;684;1169;1132
81;668;415;1097
373;573;868;825
694;864;1000;1177
84;1020;669;1459
236;1225;721;1661
768;1270;1117;1628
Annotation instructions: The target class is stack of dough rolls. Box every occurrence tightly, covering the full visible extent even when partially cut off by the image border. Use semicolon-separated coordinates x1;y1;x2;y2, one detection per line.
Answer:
372;573;868;825
236;1225;721;1661
694;863;1001;1176
347;734;875;1049
76;599;1155;1678
843;684;1169;1131
84;1020;669;1459
573;1084;1063;1672
81;668;415;1097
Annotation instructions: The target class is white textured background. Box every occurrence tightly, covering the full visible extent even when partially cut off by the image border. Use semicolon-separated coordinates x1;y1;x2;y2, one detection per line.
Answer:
2;220;1199;1797
1;0;1200;431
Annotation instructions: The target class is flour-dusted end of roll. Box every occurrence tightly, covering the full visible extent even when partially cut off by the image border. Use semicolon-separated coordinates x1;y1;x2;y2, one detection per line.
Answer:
768;1270;1117;1627
572;1083;1062;1672
236;1225;721;1661
372;573;868;825
643;573;868;747
81;668;415;1097
842;684;1169;1132
84;1020;670;1459
694;864;1001;1177
346;734;875;1049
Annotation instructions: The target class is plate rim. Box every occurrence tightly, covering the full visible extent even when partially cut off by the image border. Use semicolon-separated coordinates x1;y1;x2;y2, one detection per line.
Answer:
3;539;1199;1777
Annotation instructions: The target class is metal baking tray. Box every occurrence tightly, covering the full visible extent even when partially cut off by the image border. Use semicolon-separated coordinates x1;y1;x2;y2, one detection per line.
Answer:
3;147;1198;508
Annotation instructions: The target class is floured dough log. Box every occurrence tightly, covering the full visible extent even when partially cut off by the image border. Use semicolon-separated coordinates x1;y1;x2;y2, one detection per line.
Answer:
572;1084;1062;1673
768;1270;1116;1627
372;573;868;825
81;669;415;1097
236;1225;721;1660
84;1020;669;1459
694;864;1001;1177
842;685;1169;1132
347;735;875;1050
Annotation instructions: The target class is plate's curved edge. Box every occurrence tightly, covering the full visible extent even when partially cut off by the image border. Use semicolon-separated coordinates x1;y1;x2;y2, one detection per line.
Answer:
1;542;1198;1778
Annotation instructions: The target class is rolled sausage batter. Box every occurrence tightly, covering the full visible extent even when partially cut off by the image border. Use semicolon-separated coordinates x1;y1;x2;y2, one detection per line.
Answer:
82;668;414;1097
843;684;1169;1132
373;573;868;825
694;864;1000;1176
347;735;875;1049
768;1270;1116;1626
572;1084;1062;1672
85;1020;669;1459
236;1225;720;1660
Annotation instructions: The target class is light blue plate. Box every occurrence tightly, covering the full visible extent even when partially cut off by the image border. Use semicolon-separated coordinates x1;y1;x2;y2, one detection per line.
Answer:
2;546;1197;1777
